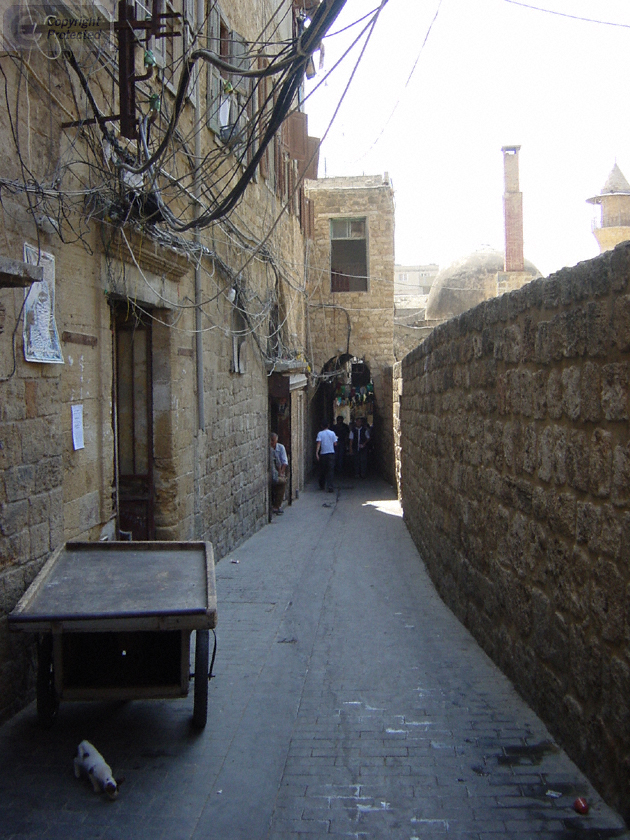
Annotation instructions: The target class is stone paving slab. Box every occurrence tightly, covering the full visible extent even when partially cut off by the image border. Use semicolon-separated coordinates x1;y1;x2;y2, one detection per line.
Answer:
0;479;628;839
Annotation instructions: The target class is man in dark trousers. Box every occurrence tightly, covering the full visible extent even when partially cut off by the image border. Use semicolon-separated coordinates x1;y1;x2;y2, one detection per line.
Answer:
316;421;337;492
349;416;370;478
332;415;349;476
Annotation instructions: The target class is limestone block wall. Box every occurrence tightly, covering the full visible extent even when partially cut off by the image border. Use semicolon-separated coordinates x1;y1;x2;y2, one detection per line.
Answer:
393;361;402;496
0;287;64;718
400;242;630;819
0;0;309;720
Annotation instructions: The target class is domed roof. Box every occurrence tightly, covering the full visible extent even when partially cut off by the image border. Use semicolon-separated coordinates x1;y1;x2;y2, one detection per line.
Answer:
425;248;540;321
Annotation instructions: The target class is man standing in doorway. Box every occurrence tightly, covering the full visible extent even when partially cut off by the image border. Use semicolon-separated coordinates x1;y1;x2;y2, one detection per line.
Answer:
316;421;337;493
270;433;288;515
349;416;370;478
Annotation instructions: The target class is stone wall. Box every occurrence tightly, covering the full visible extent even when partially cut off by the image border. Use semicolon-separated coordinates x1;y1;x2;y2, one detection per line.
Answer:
0;0;311;720
400;242;630;819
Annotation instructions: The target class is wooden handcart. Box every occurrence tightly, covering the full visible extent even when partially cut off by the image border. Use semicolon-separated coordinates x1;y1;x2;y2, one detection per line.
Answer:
8;541;218;729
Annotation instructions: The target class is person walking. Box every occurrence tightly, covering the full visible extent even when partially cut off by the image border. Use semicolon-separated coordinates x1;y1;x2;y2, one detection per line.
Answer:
270;433;288;515
349;416;370;478
316;421;337;492
332;415;349;476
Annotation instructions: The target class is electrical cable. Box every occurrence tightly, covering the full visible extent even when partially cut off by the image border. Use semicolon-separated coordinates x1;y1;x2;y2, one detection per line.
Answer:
502;0;630;28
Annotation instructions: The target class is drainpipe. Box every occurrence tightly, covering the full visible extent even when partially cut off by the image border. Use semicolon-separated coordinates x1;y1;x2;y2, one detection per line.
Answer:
194;0;205;430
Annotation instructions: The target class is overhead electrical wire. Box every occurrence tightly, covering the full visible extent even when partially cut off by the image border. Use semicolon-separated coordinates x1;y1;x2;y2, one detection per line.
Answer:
0;0;393;377
502;0;630;28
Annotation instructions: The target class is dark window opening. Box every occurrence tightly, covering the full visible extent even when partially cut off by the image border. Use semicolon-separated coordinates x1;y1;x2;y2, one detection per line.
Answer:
330;218;367;292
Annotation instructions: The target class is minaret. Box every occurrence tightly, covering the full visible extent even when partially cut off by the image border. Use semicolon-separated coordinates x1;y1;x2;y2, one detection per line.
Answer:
502;145;524;272
586;163;630;253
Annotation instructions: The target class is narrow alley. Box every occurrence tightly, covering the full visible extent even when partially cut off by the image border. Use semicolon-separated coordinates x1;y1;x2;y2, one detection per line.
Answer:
0;480;627;840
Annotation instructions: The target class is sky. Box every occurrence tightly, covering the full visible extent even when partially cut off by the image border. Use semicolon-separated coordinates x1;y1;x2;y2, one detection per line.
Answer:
304;0;630;278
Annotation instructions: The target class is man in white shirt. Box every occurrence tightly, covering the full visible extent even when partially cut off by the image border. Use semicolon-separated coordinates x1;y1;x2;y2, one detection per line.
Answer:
316;421;337;492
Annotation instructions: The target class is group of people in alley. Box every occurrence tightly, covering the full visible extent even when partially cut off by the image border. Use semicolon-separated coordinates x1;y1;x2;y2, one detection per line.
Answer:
270;417;372;516
316;416;370;492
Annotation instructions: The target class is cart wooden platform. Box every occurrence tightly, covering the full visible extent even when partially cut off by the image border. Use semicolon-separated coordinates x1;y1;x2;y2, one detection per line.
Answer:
8;541;218;729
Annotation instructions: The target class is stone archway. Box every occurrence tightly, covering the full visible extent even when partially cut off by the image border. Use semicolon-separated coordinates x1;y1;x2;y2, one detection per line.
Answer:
318;354;377;477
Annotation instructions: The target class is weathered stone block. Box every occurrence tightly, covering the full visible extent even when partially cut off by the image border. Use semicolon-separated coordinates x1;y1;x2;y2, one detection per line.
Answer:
592;561;624;643
600;505;622;558
546;369;563;420
532;370;548;419
0;501;28;538
601;363;629;421
542;276;562;310
28;521;49;561
547;492;576;539
566;429;589;493
587;301;611;357
3;465;34;503
535;321;551;365
609;241;630;287
0;382;26;422
561;366;581;420
538;426;555;484
581;362;602;422
0;530;29;568
576;501;601;548
612;295;630;352
0;425;21;471
28;494;50;527
553;428;567;486
611;443;630;507
589;257;613;298
590;429;613;498
523;425;537;474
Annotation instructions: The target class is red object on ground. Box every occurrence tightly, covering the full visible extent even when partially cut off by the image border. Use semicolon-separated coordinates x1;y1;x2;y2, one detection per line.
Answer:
573;797;589;815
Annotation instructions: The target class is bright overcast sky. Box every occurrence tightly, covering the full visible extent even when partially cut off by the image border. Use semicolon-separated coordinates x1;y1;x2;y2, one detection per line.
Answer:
304;0;630;278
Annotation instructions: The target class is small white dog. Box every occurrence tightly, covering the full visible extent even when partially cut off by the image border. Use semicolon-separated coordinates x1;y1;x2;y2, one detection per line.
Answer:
73;740;120;800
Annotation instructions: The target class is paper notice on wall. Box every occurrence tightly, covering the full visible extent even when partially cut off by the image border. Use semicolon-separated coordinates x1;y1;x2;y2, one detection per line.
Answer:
71;404;84;450
23;244;64;364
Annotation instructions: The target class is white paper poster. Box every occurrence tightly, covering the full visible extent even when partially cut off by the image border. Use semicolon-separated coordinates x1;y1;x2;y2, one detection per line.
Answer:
23;244;63;364
71;404;84;450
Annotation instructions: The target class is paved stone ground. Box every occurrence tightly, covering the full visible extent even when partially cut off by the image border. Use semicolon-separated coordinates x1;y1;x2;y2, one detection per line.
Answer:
0;479;628;839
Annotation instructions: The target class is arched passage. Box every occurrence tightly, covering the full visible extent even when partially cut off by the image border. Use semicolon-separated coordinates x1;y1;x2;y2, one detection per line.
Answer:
317;354;377;477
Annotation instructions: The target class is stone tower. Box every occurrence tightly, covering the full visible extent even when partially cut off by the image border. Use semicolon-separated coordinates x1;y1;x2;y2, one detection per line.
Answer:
502;145;524;272
587;163;630;253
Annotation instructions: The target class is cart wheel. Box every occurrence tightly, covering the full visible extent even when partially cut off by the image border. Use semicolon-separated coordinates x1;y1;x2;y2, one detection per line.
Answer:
36;634;59;728
192;629;209;729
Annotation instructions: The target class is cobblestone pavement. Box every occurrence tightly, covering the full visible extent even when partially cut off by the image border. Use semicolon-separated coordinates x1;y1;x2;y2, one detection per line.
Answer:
0;479;628;839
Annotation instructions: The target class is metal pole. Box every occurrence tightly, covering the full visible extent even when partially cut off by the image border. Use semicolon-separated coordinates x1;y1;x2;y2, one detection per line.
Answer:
194;0;204;430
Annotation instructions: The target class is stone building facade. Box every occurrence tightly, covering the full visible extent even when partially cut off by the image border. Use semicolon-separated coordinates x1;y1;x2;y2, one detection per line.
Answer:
0;0;324;719
304;174;396;481
399;242;630;820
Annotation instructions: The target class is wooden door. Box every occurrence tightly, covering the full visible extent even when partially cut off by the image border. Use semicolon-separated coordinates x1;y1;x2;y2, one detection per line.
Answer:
114;307;155;540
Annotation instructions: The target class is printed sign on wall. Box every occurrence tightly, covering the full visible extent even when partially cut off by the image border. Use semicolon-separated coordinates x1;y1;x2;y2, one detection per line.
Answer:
23;244;63;364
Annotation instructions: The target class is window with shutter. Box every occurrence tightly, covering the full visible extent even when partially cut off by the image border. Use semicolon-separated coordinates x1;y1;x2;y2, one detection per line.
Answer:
302;136;319;180
153;0;186;95
227;32;249;150
330;218;368;293
286;111;308;162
